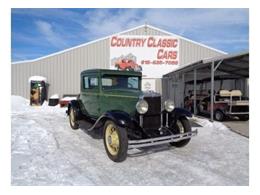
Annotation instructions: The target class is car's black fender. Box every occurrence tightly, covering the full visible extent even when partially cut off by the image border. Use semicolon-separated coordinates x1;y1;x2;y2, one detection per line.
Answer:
165;107;192;128
170;107;192;120
86;110;143;139
101;110;135;129
67;100;83;120
97;110;143;139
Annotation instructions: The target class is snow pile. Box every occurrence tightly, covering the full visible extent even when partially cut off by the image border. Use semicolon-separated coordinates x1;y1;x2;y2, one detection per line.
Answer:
11;96;248;186
28;76;47;83
50;94;59;99
61;96;77;101
11;95;30;113
194;117;233;133
11;96;65;114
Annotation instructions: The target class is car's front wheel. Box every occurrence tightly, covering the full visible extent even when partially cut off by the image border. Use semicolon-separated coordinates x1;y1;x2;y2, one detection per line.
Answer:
170;117;191;147
103;120;128;162
214;110;225;121
69;107;79;130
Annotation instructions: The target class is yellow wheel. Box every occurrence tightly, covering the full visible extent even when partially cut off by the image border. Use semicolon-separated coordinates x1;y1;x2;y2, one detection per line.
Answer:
105;123;120;155
103;120;128;162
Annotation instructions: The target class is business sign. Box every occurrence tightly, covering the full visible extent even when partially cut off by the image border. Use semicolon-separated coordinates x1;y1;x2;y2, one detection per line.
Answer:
110;35;180;78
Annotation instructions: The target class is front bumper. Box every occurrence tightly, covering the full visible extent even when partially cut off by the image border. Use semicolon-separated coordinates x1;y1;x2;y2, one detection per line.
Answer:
226;112;249;115
128;129;198;149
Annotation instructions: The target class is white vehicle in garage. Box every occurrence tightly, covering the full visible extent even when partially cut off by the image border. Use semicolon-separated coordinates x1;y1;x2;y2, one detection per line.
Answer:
197;89;249;121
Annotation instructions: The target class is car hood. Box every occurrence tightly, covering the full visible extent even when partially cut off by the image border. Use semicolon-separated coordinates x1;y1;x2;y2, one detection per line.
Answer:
140;91;161;99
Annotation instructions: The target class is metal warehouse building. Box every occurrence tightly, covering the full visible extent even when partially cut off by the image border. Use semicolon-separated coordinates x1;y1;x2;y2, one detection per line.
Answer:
12;24;226;99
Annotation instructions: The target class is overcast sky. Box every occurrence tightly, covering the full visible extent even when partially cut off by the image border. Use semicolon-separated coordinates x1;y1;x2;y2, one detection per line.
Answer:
11;8;249;62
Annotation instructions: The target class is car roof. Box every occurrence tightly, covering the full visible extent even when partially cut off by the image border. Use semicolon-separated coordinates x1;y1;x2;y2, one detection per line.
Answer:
81;69;142;77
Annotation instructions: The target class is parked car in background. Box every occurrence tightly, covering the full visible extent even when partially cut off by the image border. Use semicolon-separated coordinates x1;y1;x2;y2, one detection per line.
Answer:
67;69;197;162
197;89;249;121
184;90;208;113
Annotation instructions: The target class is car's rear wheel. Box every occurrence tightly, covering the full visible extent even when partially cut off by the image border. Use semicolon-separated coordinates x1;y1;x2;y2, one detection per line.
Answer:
170;117;191;147
103;120;128;162
69;107;79;130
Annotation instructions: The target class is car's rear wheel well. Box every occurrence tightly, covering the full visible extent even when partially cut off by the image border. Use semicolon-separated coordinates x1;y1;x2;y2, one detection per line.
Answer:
68;100;83;120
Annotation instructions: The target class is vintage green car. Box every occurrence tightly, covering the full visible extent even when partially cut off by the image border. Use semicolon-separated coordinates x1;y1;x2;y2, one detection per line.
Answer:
67;69;197;162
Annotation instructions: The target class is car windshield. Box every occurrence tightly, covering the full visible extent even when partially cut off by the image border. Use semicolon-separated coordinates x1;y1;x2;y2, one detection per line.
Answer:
102;74;140;90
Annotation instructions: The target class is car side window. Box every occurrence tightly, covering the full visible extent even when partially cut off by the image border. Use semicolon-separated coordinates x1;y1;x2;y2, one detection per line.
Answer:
102;78;113;87
83;76;98;89
128;77;138;89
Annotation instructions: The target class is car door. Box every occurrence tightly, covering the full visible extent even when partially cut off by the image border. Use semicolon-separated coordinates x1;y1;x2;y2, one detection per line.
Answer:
99;75;140;116
80;74;100;117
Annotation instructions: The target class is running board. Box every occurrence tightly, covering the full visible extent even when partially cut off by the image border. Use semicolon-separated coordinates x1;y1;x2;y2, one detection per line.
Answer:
128;129;198;149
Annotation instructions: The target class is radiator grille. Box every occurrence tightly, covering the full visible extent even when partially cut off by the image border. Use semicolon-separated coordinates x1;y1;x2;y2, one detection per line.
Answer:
144;96;161;115
142;96;161;129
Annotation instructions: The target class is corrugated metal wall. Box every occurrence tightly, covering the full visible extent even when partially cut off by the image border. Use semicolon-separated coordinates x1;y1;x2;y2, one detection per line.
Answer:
161;73;184;107
179;39;223;65
12;25;224;99
12;38;110;99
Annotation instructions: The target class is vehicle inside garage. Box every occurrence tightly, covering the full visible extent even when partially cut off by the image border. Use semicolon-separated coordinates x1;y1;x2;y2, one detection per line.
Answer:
163;51;249;122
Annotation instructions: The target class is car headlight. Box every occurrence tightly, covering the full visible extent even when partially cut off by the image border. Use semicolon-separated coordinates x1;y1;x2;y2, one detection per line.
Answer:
136;99;148;114
164;99;175;112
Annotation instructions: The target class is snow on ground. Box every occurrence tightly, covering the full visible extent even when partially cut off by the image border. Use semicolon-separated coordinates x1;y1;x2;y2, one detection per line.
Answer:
11;96;249;186
28;75;47;83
